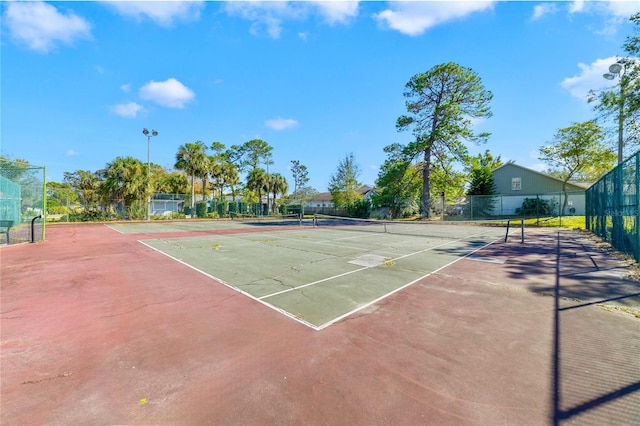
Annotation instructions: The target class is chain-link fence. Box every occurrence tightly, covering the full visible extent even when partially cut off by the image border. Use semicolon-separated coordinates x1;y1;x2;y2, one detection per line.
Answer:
586;152;639;261
45;190;276;222
441;191;585;222
0;166;45;245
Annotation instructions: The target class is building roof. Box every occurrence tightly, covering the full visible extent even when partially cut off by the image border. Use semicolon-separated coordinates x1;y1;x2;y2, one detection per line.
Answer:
305;185;375;202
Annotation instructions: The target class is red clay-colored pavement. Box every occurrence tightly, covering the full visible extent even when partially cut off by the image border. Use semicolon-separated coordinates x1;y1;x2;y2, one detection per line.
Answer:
1;223;639;425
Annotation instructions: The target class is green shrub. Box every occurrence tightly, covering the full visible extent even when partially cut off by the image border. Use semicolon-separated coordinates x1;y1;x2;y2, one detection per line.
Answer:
347;199;372;218
195;201;207;218
517;198;557;216
68;210;112;222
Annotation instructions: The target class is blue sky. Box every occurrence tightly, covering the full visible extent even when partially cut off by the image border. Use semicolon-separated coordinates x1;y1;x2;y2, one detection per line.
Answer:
2;1;639;192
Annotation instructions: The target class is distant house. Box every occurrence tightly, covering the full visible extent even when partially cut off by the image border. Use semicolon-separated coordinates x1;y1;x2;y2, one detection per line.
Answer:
306;185;375;208
490;163;587;215
492;163;588;195
150;194;185;215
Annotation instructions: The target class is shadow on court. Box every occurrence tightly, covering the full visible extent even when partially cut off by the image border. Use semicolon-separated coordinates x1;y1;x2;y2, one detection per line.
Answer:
462;227;640;424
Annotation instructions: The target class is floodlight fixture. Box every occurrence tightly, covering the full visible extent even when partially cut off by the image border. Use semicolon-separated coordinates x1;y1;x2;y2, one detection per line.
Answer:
609;63;623;74
143;128;159;220
602;60;627;164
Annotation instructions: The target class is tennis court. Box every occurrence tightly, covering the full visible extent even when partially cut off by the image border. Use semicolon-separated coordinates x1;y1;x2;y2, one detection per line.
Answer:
109;217;510;329
3;220;639;425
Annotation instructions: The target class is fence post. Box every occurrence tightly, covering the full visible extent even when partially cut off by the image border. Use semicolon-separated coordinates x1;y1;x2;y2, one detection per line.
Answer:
636;153;640;262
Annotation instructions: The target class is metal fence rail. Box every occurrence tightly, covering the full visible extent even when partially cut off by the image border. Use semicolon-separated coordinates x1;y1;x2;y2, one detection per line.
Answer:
0;166;46;245
441;192;585;222
586;151;639;262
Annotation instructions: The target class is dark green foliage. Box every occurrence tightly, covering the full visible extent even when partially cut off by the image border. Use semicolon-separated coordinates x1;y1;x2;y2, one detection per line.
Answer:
346;199;372;219
195;201;207;218
329;153;362;208
68;210;112;222
517;198;557;216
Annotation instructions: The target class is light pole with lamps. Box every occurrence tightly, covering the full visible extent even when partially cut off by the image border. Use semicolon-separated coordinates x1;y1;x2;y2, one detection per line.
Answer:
603;60;627;164
142;128;158;220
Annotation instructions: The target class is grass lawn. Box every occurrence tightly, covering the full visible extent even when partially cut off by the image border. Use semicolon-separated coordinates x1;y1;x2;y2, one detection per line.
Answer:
525;216;585;229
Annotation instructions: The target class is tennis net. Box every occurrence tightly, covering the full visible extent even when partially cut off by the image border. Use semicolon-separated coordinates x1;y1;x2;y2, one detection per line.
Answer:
230;212;303;226
312;214;523;242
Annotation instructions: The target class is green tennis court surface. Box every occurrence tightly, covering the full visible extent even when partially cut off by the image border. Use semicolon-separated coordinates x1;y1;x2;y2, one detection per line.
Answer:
114;220;508;329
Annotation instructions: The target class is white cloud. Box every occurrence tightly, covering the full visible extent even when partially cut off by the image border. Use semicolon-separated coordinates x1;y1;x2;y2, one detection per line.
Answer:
531;3;558;21
102;0;204;27
139;78;195;108
223;1;359;38
373;1;496;36
112;102;144;118
3;1;92;53
265;117;298;130
310;1;359;25
223;2;303;38
568;0;585;14
567;1;639;35
120;84;131;93
602;0;640;18
560;56;623;101
66;149;79;157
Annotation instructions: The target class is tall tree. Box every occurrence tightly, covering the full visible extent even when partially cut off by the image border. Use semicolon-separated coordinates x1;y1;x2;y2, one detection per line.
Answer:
374;143;422;218
328;153;362;209
268;173;288;214
99;156;149;218
175;141;208;210
0;155;31;181
232;139;273;171
290;160;309;199
246;167;268;213
464;150;501;218
396;62;493;218
63;170;101;210
466;150;502;196
539;121;615;214
156;171;189;194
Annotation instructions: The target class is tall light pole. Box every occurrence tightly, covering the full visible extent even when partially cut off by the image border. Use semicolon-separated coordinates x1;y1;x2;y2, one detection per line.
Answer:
142;128;158;220
603;60;627;164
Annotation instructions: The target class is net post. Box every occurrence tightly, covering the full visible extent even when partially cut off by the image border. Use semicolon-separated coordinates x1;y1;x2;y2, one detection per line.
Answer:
505;219;511;242
521;218;524;243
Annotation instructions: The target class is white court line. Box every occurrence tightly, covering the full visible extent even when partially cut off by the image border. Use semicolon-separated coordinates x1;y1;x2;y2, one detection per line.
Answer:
105;223;126;234
313;232;381;244
315;235;502;330
137;239;321;330
138;228;501;331
259;230;490;301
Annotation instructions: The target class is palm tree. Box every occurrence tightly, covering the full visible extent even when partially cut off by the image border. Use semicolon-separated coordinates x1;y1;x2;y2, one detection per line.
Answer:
175;141;208;211
268;173;288;214
99;156;149;218
246;168;268;214
199;155;211;201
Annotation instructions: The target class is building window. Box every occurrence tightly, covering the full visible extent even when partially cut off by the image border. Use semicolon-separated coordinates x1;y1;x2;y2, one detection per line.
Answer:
512;177;522;191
